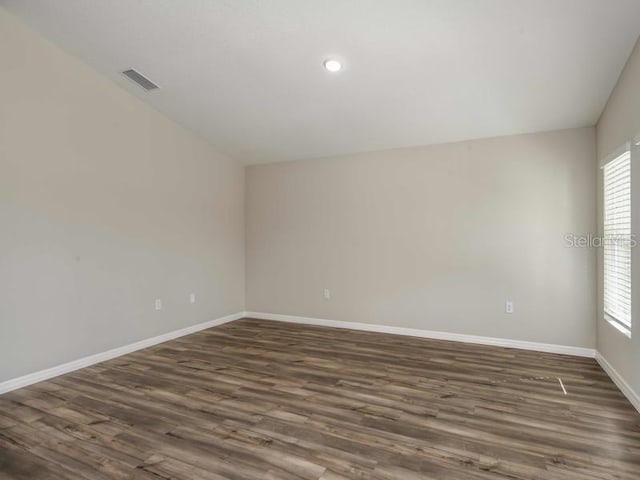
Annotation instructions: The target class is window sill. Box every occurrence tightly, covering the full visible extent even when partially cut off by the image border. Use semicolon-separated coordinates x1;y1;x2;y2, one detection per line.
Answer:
604;314;631;338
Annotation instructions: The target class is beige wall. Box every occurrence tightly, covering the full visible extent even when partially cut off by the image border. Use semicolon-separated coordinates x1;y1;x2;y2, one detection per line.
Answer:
0;5;607;385
246;128;597;348
596;38;640;395
0;8;245;382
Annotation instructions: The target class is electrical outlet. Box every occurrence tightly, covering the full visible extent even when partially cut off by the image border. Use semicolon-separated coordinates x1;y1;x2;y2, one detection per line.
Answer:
505;301;514;314
155;299;162;311
323;288;331;300
189;293;196;304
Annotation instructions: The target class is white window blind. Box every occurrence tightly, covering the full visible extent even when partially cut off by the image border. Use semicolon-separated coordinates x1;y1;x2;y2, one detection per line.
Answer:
603;150;632;332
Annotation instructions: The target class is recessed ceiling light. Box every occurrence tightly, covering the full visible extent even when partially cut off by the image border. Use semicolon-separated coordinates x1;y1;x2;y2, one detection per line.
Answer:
323;59;342;73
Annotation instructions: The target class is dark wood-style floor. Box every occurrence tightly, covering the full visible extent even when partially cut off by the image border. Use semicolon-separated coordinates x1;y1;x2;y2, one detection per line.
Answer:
1;318;639;480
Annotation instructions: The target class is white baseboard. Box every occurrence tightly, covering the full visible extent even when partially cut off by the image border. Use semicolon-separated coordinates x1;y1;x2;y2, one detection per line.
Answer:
595;352;640;413
0;311;244;395
245;312;640;413
5;311;638;415
245;311;597;358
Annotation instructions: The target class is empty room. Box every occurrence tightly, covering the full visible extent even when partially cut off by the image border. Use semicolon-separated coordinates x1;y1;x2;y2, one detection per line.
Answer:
2;1;640;479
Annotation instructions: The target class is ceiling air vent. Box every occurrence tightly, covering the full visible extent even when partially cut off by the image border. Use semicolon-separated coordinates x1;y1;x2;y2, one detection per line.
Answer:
121;69;159;91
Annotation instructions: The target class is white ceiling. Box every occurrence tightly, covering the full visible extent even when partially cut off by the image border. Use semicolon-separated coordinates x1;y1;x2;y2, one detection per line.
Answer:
3;0;640;164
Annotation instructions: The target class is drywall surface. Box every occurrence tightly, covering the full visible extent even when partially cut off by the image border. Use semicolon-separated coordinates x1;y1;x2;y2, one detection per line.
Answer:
246;128;597;348
596;37;640;396
0;8;244;382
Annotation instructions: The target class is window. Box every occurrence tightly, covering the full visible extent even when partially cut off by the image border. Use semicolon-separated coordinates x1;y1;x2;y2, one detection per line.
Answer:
603;149;632;335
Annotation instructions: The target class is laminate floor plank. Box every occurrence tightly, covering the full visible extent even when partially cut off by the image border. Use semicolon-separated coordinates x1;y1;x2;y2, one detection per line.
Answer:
1;318;639;479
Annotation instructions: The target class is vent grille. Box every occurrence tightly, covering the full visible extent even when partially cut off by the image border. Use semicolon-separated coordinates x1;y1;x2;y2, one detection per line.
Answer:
122;69;159;91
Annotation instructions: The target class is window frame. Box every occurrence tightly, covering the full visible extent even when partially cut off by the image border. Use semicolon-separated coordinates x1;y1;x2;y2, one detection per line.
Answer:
602;142;632;338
